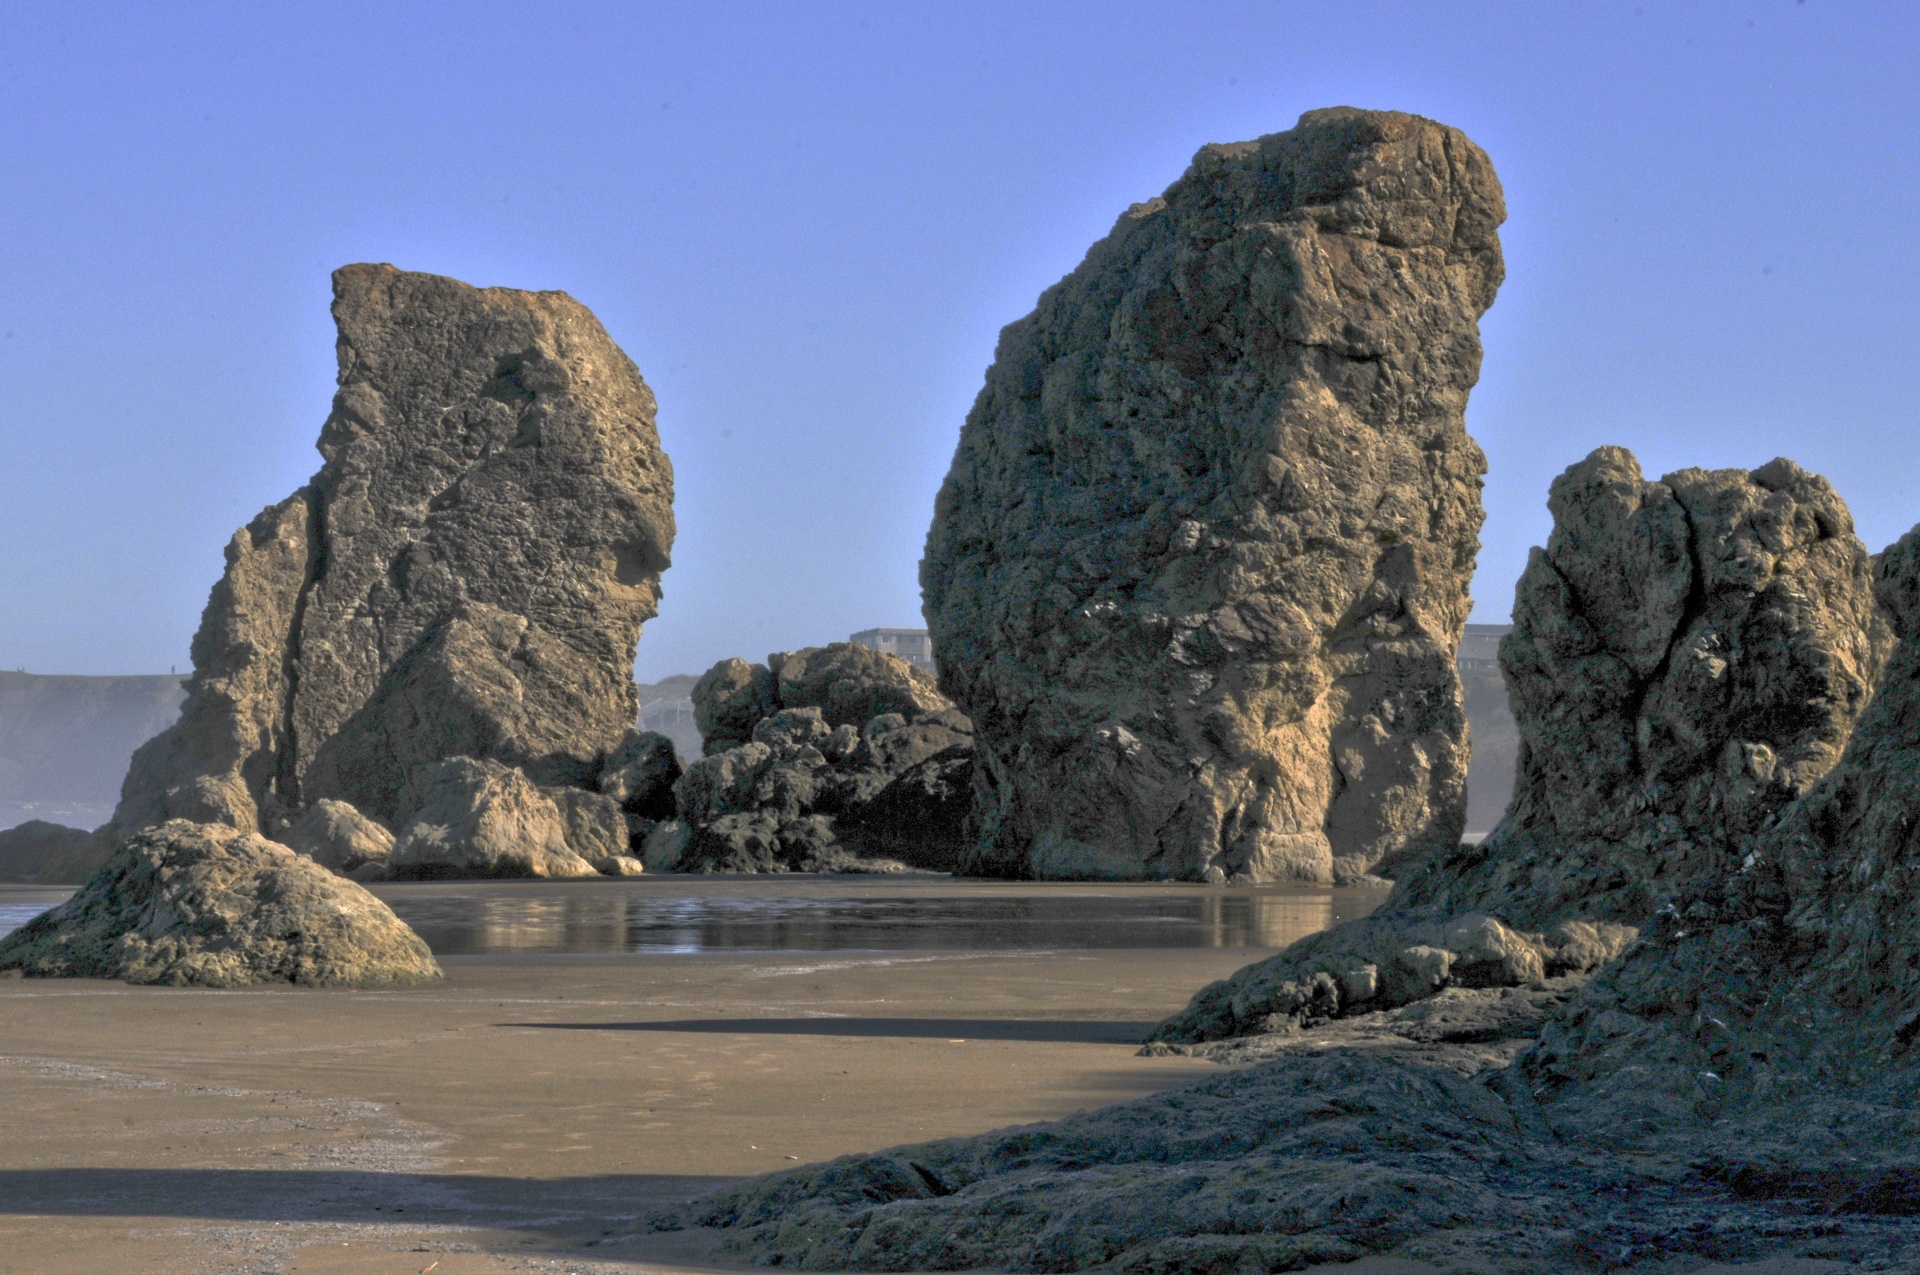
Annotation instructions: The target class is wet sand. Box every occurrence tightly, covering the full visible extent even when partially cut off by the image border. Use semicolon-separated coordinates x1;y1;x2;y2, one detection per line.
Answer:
0;877;1338;1274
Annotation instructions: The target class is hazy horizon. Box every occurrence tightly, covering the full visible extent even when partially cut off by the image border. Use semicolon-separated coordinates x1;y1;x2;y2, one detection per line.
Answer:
2;3;1915;681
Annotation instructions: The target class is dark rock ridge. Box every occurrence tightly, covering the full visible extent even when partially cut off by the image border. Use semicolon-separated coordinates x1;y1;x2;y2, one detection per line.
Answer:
0;820;100;884
921;107;1505;884
97;263;677;877
1153;446;1889;1044
658;511;1920;1275
0;820;439;986
655;644;971;872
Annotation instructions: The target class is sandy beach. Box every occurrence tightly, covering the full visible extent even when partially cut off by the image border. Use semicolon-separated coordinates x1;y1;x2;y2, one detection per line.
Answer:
0;877;1372;1274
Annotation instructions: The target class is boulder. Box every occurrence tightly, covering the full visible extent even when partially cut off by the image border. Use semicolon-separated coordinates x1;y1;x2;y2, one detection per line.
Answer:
674;650;974;872
920;108;1506;883
1153;447;1890;1045
276;798;394;875
102;262;673;840
0;820;439;987
544;785;630;863
0;820;106;884
388;758;599;880
596;853;646;877
597;729;682;819
691;643;947;755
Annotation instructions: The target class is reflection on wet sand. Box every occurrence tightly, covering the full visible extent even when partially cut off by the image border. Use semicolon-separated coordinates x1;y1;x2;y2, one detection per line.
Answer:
372;880;1384;956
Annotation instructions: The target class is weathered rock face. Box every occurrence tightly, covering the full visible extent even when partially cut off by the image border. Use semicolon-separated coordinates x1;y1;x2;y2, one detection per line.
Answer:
1152;447;1890;1045
666;522;1920;1275
105;263;674;843
387;758;599;880
0;820;439;986
691;643;948;755
1529;522;1920;1154
1409;447;1892;925
920;108;1505;884
277;798;394;876
671;648;973;872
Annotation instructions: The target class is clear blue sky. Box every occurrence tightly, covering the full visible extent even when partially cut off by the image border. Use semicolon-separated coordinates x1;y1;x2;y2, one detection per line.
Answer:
1;2;1915;680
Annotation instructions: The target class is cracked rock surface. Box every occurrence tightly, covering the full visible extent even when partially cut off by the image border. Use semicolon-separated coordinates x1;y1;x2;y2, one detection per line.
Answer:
1152;446;1889;1046
920;108;1504;884
659;518;1920;1275
95;264;672;881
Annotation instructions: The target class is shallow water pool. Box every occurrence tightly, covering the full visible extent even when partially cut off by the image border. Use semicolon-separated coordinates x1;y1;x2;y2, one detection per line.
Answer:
0;876;1385;956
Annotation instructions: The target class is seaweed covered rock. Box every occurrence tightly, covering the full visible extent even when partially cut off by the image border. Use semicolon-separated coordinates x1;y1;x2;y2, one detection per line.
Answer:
0;820;439;986
921;108;1506;883
1153;446;1889;1045
104;263;674;850
675;648;973;872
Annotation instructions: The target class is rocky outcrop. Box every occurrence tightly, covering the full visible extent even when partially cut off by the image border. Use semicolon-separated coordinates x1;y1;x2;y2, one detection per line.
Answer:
0;821;105;884
662;516;1920;1275
1152;447;1890;1045
0;820;439;986
920;108;1505;884
691;643;948;755
387;758;600;880
1528;521;1920;1157
96;263;673;876
667;647;973;872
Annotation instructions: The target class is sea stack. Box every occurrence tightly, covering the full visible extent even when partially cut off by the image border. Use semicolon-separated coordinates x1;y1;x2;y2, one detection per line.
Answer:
921;108;1506;882
106;264;676;844
1151;446;1889;1045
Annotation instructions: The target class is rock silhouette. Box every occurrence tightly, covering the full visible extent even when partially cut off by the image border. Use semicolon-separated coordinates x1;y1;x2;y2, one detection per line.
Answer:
0;820;439;986
1154;447;1889;1044
921;107;1505;883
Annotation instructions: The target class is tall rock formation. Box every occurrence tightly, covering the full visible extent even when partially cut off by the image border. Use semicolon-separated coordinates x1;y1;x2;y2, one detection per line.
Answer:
667;508;1920;1275
920;108;1506;883
106;264;674;841
1152;446;1889;1044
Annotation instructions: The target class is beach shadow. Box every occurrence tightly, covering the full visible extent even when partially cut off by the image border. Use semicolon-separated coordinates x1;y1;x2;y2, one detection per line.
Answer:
0;1166;730;1222
500;1016;1154;1043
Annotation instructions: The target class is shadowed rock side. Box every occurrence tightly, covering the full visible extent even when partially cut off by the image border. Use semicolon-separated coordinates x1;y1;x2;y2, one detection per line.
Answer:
0;820;439;986
652;644;971;872
95;263;675;880
921;108;1506;885
1152;447;1888;1045
659;520;1920;1275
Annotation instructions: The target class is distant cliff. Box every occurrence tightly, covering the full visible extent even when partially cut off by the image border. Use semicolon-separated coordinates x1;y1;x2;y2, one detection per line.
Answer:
0;672;186;829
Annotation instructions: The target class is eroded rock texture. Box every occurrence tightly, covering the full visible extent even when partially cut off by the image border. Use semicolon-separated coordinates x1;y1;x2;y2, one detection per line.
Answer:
1530;521;1920;1157
665;645;972;872
103;263;673;856
1153;447;1889;1045
663;516;1920;1275
0;820;439;986
921;108;1505;883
